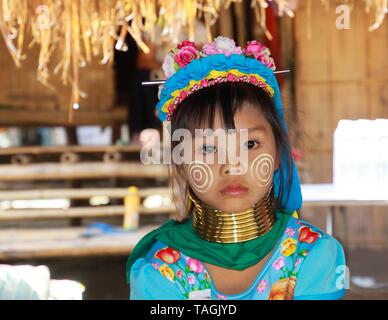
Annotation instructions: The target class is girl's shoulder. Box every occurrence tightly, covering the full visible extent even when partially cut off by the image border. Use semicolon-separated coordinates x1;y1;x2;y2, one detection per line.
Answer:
129;240;211;300
287;215;344;253
286;215;346;273
128;239;186;300
286;216;347;300
129;216;347;300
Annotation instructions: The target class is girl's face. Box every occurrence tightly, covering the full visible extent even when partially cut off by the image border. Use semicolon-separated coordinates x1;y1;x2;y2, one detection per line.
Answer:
182;104;280;213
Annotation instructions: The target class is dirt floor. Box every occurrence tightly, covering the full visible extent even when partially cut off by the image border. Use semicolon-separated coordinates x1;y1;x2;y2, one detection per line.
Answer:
3;249;388;300
341;250;388;300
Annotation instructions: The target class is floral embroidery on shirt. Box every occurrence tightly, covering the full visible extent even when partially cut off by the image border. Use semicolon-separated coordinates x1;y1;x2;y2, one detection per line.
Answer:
153;246;211;299
154;247;181;263
268;221;322;300
256;280;268;293
186;257;204;273
151;262;160;270
285;227;296;237
281;237;297;256
187;275;195;285
298;226;321;244
159;264;175;282
273;256;285;270
146;216;324;300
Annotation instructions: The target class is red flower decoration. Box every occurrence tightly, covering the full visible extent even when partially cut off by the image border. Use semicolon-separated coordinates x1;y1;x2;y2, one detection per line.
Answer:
154;247;181;264
177;40;196;49
298;226;321;244
243;40;276;70
291;147;304;162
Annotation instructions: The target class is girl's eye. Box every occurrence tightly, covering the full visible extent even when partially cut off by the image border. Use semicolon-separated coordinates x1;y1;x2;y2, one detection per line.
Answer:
244;140;260;150
202;145;217;154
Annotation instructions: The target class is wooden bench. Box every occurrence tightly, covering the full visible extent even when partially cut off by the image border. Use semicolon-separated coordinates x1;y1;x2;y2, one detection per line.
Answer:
0;186;175;260
0;187;175;221
0;223;160;260
0;145;172;260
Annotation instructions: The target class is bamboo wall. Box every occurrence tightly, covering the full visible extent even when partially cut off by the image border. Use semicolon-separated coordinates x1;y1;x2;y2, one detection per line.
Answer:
294;0;388;249
0;33;125;126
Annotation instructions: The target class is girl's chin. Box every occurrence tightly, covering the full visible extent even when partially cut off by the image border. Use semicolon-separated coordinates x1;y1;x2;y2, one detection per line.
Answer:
211;199;255;213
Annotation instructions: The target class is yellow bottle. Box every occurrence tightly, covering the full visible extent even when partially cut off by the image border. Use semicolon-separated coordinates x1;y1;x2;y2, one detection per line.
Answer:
123;186;140;230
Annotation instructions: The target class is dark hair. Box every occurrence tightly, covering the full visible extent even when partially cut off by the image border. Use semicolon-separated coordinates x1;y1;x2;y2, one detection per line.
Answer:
168;81;293;218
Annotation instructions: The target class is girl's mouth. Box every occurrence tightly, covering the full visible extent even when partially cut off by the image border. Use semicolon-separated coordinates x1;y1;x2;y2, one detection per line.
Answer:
220;183;248;196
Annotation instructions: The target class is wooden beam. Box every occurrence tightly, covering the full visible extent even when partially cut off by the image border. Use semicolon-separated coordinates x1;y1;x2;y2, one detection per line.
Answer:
0;107;127;127
0;162;168;181
0;205;176;221
0;187;172;200
0;145;142;156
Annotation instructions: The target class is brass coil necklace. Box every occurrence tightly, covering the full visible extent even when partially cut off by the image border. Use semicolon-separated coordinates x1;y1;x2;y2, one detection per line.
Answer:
189;185;275;243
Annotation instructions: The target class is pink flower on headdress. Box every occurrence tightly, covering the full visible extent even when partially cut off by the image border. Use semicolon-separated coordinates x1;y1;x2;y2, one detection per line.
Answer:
174;45;199;68
245;40;268;57
244;40;276;70
179;90;188;100
227;73;238;81
200;79;209;87
257;54;276;70
162;54;177;77
202;36;243;56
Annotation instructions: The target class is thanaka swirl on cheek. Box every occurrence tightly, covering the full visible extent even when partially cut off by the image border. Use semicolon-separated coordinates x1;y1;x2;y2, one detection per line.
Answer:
187;160;214;193
250;153;275;187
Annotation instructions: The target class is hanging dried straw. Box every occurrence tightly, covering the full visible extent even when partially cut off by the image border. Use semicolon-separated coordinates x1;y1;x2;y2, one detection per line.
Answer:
0;0;386;122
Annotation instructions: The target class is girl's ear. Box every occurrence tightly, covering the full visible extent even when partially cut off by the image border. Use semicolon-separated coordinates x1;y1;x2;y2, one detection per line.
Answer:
169;165;190;221
177;164;188;180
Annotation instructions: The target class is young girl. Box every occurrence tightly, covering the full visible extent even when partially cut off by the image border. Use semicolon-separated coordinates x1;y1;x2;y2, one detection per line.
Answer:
126;36;347;300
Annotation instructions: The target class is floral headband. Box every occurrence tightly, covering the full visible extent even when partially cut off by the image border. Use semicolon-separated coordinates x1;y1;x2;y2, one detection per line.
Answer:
152;36;289;122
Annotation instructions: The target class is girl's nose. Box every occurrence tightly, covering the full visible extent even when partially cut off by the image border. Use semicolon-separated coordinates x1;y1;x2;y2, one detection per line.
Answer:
220;160;247;176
